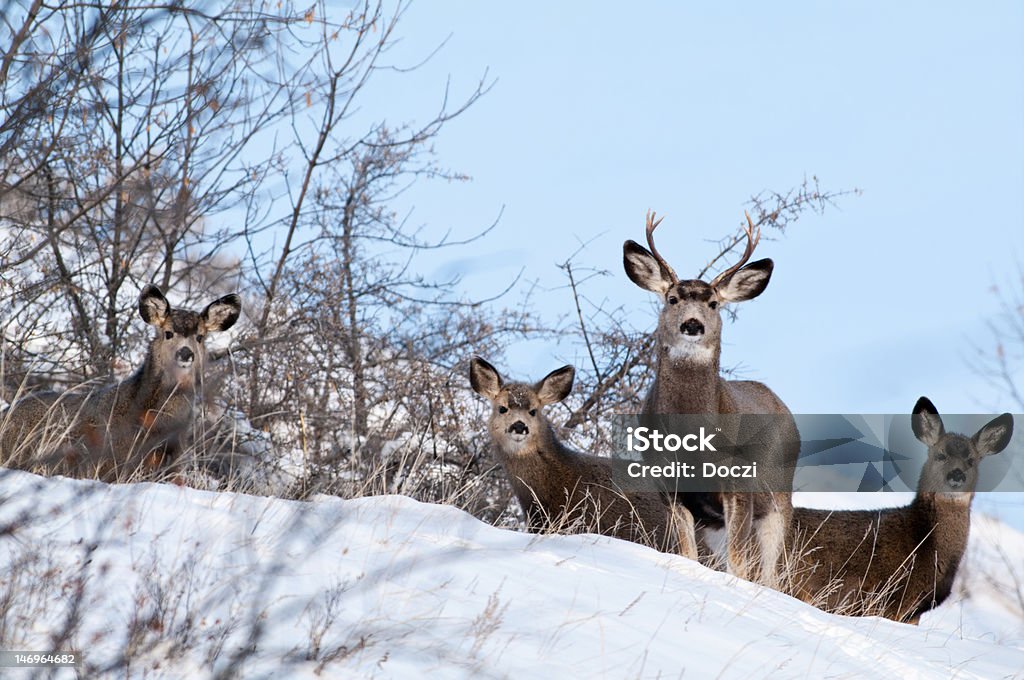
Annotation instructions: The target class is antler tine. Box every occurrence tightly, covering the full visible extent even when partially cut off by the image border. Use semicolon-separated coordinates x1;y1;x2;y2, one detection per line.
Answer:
645;209;678;284
710;211;761;288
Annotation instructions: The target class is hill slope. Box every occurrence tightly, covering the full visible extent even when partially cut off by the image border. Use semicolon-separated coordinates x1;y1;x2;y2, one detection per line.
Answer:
0;471;1022;678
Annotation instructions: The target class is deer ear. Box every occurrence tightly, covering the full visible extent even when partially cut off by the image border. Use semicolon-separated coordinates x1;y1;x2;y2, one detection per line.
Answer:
139;285;170;326
715;259;773;302
535;365;575;405
201;293;242;333
470;357;503;400
623;241;673;295
912;397;945;446
973;413;1014;457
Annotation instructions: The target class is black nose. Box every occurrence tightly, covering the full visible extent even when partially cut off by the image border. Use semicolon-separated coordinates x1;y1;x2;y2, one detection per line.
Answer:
947;469;966;486
680;319;705;336
176;347;195;363
508;421;529;435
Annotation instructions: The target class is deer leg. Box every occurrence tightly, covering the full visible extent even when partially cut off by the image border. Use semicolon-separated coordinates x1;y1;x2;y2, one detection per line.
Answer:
753;505;788;589
669;502;698;560
723;494;754;581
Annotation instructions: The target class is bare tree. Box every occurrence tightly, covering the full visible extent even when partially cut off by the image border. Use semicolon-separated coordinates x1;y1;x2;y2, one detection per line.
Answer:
971;263;1024;412
0;0;307;385
0;0;535;510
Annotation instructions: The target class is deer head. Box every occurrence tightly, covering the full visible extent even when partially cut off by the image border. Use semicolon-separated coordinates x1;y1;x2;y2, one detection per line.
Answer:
469;357;574;454
623;211;773;364
138;285;241;390
912;397;1013;498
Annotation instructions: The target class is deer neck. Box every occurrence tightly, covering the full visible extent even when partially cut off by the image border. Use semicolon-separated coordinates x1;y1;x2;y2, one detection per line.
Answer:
911;491;973;556
648;345;723;414
497;422;578;501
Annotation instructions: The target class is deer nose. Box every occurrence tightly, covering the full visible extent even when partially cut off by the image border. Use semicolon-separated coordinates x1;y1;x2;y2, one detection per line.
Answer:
680;319;705;336
175;347;194;365
946;469;966;487
508;421;529;435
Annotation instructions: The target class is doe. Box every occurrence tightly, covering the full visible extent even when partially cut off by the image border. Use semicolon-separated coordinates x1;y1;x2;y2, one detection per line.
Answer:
1;285;241;481
470;357;695;556
789;397;1013;623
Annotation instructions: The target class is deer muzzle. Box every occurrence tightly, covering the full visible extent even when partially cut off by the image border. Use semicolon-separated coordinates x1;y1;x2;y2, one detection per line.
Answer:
508;421;529;436
175;346;195;368
680;319;705;337
946;469;967;489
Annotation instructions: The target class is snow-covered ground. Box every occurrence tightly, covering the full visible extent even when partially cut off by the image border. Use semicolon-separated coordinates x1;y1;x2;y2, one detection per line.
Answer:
1;470;1022;679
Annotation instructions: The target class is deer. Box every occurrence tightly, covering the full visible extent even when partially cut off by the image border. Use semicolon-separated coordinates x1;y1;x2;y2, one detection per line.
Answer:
622;210;800;587
470;357;697;557
788;397;1014;623
0;284;241;482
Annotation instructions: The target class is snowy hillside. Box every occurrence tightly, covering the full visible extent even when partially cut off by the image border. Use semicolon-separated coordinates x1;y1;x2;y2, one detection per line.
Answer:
1;471;1022;679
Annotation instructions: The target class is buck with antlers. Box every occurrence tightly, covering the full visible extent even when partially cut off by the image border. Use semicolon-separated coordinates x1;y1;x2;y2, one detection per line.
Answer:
623;211;799;586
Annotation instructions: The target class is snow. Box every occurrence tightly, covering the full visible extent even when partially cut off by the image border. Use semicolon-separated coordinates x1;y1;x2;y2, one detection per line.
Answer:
0;470;1022;679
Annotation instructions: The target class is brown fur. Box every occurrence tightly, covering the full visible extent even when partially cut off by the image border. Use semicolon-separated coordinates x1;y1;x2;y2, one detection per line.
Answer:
647;352;798;577
0;285;240;481
470;358;695;556
787;399;1013;623
624;227;799;586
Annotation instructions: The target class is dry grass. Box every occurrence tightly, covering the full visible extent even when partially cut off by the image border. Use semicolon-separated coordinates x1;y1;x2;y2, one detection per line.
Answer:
781;514;936;624
5;373;1020;676
512;480;690;556
1;375;288;492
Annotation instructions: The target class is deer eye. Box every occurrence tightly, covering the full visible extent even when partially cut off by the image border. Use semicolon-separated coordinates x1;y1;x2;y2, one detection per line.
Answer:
529;409;537;417
668;297;678;305
709;301;718;310
165;331;173;340
499;406;508;414
196;334;205;343
934;453;947;461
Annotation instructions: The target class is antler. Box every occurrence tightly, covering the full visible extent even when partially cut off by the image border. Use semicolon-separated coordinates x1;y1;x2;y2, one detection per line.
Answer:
710;211;761;288
645;209;678;284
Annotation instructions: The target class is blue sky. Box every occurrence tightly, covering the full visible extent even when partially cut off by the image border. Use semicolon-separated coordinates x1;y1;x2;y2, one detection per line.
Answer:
344;1;1024;417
